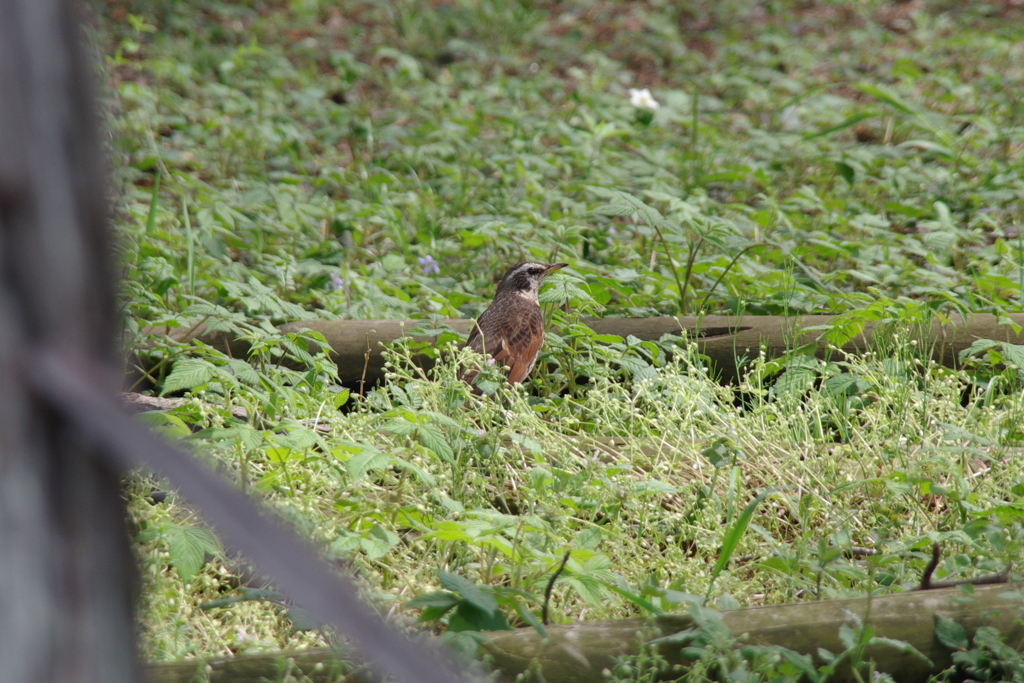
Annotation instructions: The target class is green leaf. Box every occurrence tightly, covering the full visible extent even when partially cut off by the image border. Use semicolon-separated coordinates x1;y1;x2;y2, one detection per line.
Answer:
332;388;351;409
959;338;1000;361
564;573;610;606
326;533;361;560
417;424;454;463
775;649;819;679
618;355;655;380
424;521;474;543
510;432;543;456
345;447;390;481
716;593;741;610
702;438;738;469
960;340;1024;379
360;524;399;560
161;359;216;395
166;524;220;582
225;359;260;386
591;201;636;217
235;425;263;451
822;373;867;399
539;273;594;305
265;447;293;463
575;527;602;551
838;623;859;650
602;581;666;617
835;161;855;186
868;636;932;664
437;571;498;615
475;379;500;395
771;355;819;400
447;602;511;632
406;591;461;610
1000;343;1024;372
391;455;437;486
854;83;917;115
381;419;418;435
934;615;969;651
424;411;463;430
514;600;547;638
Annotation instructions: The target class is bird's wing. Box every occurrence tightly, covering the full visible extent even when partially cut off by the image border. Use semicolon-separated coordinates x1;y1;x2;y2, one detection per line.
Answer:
465;306;544;385
488;307;544;384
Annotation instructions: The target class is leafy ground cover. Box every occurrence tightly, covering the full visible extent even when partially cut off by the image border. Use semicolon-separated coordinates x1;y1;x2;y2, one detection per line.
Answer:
95;0;1024;674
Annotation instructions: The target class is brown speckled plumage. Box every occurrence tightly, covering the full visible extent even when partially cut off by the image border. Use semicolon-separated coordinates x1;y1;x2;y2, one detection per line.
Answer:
463;261;567;388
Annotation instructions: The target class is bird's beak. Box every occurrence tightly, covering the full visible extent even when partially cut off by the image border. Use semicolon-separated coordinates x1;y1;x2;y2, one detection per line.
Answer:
544;262;569;274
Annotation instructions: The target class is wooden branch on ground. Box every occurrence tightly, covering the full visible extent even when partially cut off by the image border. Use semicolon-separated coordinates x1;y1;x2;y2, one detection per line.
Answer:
122;392;248;420
121;392;330;432
143;583;1024;683
141;313;1024;387
484;583;1024;683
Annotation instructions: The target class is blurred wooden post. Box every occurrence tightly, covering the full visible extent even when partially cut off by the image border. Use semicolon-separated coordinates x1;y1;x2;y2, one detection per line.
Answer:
0;1;138;682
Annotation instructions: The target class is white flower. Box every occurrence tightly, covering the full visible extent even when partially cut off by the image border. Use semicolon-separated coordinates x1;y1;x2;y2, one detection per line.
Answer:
628;88;659;110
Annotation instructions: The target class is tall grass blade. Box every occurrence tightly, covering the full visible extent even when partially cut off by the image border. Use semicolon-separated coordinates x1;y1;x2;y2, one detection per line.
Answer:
707;486;784;599
602;581;666;617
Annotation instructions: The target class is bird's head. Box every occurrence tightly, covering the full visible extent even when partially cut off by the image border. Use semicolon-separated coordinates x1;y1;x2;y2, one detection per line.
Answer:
495;261;568;301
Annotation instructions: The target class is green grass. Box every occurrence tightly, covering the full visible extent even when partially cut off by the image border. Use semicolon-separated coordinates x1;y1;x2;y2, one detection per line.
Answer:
97;0;1024;670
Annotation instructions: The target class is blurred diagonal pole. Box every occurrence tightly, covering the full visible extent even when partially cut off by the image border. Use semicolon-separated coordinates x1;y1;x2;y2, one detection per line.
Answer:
0;1;474;682
29;349;475;683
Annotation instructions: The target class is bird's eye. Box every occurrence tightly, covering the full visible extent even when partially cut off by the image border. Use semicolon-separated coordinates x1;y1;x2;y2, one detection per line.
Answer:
529;267;542;275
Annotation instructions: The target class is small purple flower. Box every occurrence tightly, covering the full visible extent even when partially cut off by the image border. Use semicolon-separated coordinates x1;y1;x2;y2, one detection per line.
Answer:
328;273;344;291
418;255;440;276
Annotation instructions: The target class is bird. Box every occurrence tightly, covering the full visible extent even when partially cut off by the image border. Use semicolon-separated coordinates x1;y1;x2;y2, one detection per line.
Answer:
462;261;568;390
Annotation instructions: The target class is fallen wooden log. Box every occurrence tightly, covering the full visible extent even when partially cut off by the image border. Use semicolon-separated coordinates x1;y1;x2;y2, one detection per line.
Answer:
483;583;1024;682
143;584;1024;683
144;650;355;683
142;313;1024;387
